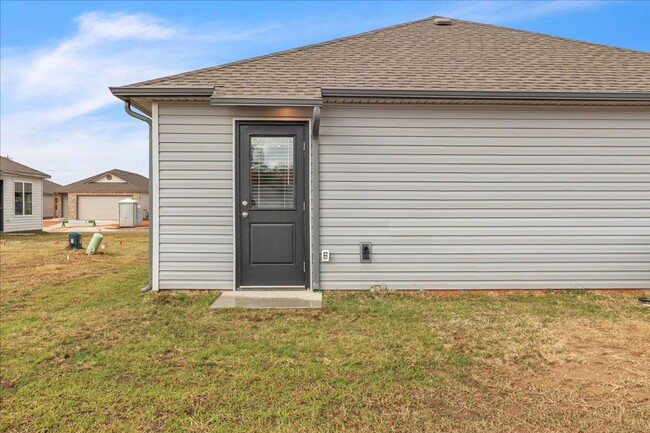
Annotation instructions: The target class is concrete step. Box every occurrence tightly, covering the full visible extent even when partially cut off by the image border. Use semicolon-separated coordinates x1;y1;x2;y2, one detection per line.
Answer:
210;290;322;309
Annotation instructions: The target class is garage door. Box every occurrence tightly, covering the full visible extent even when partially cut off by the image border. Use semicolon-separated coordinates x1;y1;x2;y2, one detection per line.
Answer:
77;196;131;220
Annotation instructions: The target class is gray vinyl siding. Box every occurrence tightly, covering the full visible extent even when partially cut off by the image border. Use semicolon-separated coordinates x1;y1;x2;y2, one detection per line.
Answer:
318;105;650;290
157;103;312;290
1;176;44;233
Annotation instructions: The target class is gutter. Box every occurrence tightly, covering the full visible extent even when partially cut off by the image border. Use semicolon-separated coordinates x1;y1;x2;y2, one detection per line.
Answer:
124;100;154;293
0;171;50;179
210;96;323;107
108;86;650;103
109;87;214;117
109;87;323;106
321;88;650;102
110;87;214;99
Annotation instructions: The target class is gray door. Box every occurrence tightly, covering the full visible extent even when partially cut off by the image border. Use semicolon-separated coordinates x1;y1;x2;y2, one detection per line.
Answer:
237;122;308;288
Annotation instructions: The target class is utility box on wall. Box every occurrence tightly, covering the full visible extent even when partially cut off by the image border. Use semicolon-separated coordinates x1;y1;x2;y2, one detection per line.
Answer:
360;243;372;263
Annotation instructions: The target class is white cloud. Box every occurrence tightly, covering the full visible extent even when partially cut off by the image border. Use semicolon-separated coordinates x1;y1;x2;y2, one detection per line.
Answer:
1;12;254;116
1;117;150;181
0;11;283;184
75;11;179;42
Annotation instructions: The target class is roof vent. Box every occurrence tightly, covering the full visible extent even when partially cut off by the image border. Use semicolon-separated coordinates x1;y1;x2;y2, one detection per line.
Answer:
433;17;452;26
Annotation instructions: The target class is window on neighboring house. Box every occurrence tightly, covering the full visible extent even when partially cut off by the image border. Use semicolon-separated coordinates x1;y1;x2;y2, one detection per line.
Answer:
25;183;32;215
14;182;23;215
14;181;33;216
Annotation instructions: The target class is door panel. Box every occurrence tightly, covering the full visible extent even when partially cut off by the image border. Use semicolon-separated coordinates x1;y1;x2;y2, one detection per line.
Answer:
250;223;295;264
237;123;308;287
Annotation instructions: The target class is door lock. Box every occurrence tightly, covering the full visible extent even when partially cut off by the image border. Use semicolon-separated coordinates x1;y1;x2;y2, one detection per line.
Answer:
241;211;249;218
241;200;248;206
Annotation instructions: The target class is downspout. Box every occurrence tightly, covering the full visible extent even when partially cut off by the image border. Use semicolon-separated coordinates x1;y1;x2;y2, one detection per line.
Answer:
311;106;321;291
124;100;154;293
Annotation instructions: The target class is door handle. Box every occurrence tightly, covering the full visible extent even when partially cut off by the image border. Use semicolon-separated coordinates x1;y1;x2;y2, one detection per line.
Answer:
241;211;249;218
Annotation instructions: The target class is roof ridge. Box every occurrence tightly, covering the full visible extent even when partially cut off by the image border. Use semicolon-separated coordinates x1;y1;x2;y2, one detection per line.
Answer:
112;168;146;176
84;169;113;185
63;168;130;188
61;168;148;192
0;155;50;178
130;15;442;87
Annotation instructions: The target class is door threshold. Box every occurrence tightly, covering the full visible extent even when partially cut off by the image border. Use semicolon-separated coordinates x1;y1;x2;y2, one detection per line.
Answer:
238;285;307;291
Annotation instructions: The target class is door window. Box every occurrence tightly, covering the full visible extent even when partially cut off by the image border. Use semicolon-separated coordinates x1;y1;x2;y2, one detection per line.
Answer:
250;136;295;209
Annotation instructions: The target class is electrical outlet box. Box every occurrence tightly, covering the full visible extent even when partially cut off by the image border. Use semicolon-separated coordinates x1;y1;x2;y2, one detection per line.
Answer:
321;250;330;262
360;242;372;262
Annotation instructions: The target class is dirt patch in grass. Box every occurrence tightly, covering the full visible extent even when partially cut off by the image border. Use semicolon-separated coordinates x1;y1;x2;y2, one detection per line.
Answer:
516;318;649;402
467;317;650;432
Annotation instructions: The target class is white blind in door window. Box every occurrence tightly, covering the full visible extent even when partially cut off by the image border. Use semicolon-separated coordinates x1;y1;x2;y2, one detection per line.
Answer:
250;136;295;209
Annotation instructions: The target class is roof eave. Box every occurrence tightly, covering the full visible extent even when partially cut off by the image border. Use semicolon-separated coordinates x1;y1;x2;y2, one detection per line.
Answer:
110;87;216;115
321;88;650;102
109;86;215;99
210;96;323;107
56;185;149;194
0;170;50;179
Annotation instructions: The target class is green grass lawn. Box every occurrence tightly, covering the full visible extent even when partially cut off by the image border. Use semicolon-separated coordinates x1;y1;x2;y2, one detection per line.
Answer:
1;232;649;433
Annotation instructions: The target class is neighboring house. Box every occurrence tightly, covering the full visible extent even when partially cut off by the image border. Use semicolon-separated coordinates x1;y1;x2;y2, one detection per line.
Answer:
43;179;62;219
56;169;149;220
0;156;50;233
110;16;650;291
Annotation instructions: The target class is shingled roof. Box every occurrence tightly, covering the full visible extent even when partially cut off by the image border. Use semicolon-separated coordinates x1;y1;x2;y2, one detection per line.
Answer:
123;16;650;98
58;169;148;194
43;179;62;194
0;156;50;179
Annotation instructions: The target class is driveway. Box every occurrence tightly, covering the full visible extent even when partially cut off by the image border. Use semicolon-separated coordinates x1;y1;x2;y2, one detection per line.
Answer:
43;219;148;233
